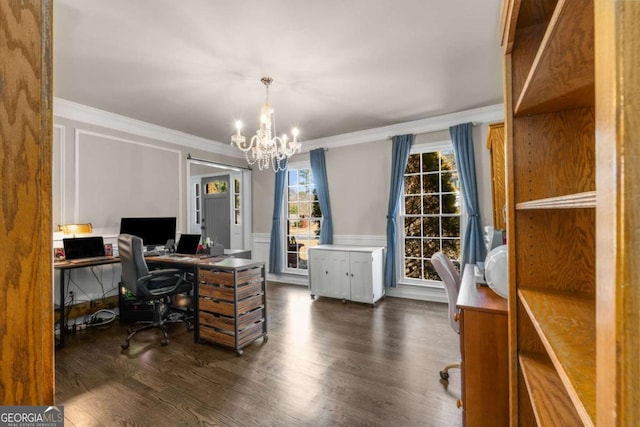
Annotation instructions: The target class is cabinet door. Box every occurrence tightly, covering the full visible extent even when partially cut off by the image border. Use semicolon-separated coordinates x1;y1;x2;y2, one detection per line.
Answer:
309;250;350;299
309;250;331;296
328;251;350;299
349;252;373;303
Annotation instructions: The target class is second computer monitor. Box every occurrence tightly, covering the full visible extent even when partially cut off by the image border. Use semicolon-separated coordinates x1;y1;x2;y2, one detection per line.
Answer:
119;217;176;248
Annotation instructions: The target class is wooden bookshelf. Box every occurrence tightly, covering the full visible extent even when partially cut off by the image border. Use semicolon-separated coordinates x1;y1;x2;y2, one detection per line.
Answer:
519;289;595;424
502;0;640;425
515;191;596;210
514;0;594;116
519;353;581;426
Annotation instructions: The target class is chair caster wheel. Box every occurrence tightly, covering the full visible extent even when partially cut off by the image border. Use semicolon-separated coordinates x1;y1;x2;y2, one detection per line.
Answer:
161;339;168;346
121;342;130;350
439;370;449;380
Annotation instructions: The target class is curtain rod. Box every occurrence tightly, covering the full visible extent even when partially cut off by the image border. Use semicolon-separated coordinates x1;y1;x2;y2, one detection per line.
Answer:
186;153;251;171
386;121;478;140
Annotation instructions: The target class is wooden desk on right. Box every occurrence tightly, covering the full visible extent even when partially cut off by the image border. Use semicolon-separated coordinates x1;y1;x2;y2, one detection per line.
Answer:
457;264;508;426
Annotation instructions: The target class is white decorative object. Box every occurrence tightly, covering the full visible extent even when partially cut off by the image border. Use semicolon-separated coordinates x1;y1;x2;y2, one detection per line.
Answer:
308;245;385;304
484;244;508;299
231;77;301;172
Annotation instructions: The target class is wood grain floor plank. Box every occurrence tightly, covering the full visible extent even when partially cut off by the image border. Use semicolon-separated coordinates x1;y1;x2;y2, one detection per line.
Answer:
56;282;462;426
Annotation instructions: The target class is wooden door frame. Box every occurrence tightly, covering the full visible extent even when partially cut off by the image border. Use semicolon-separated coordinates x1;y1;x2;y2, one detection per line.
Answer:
0;0;54;405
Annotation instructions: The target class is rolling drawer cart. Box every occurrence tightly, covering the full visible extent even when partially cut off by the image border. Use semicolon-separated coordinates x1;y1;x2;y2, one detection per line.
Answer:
197;258;267;355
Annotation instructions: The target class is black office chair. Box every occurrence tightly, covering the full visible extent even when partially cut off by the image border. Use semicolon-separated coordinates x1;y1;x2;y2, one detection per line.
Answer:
118;234;193;349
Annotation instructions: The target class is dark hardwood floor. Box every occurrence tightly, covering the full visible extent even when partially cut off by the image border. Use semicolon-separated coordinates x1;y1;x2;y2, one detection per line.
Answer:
55;282;462;426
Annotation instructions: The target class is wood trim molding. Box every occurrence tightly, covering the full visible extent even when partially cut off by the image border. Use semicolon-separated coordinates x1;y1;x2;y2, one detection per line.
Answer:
302;104;504;152
54;97;239;158
72;129;184;232
0;0;54;405
55;97;504;158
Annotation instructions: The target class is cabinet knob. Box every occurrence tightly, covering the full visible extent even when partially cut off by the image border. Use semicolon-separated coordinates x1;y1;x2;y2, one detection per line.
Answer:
456;399;463;409
325;271;328;275
346;272;349;276
454;313;459;322
350;273;354;277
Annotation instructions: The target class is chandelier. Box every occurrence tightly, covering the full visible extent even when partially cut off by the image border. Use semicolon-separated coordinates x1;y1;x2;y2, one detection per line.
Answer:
231;77;301;172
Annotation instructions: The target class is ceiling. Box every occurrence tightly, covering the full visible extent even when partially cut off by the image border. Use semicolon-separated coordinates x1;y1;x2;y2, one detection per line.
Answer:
53;0;504;145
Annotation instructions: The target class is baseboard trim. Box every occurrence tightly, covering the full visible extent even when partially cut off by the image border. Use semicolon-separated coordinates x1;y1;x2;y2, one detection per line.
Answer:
386;284;447;303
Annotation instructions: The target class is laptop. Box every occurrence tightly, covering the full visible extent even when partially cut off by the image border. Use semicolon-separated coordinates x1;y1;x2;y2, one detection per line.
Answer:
175;234;201;255
63;236;112;263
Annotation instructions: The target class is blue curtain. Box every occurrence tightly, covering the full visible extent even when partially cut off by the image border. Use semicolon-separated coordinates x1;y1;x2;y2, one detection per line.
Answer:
269;168;287;274
310;148;333;244
385;134;414;287
450;122;486;266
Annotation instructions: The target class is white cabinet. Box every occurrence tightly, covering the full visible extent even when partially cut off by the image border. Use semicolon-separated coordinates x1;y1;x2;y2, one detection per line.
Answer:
308;245;385;305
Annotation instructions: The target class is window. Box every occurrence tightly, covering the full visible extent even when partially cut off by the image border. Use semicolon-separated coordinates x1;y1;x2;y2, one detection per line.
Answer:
402;147;461;282
285;166;322;272
233;178;241;225
194;182;201;225
204;180;228;194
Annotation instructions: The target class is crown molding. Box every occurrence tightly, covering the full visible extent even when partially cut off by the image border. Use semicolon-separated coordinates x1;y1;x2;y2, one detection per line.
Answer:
53;97;240;158
300;103;504;152
54;98;504;157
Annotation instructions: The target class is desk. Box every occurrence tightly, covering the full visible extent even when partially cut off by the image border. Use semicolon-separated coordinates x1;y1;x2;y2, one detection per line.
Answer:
54;254;263;352
145;255;225;343
54;257;120;347
457;264;508;426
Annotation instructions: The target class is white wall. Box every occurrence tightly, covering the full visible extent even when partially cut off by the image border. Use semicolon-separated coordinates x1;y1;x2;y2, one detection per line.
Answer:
52;99;245;306
53;99;503;306
251;105;503;301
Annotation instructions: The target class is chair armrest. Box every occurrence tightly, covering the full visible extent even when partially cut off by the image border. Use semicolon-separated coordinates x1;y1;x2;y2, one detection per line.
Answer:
136;269;188;298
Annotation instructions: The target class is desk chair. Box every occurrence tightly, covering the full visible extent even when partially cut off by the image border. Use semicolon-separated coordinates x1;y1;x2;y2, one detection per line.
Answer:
118;234;193;349
431;251;461;381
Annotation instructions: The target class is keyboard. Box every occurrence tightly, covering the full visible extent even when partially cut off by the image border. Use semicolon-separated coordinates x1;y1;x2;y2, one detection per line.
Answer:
67;256;115;264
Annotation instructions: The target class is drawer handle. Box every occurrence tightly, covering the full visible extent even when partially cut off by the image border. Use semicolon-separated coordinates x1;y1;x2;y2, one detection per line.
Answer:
457;399;463;409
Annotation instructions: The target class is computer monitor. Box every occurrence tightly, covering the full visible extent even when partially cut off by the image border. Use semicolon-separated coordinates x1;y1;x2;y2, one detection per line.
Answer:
63;236;106;260
175;234;201;255
119;217;176;248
